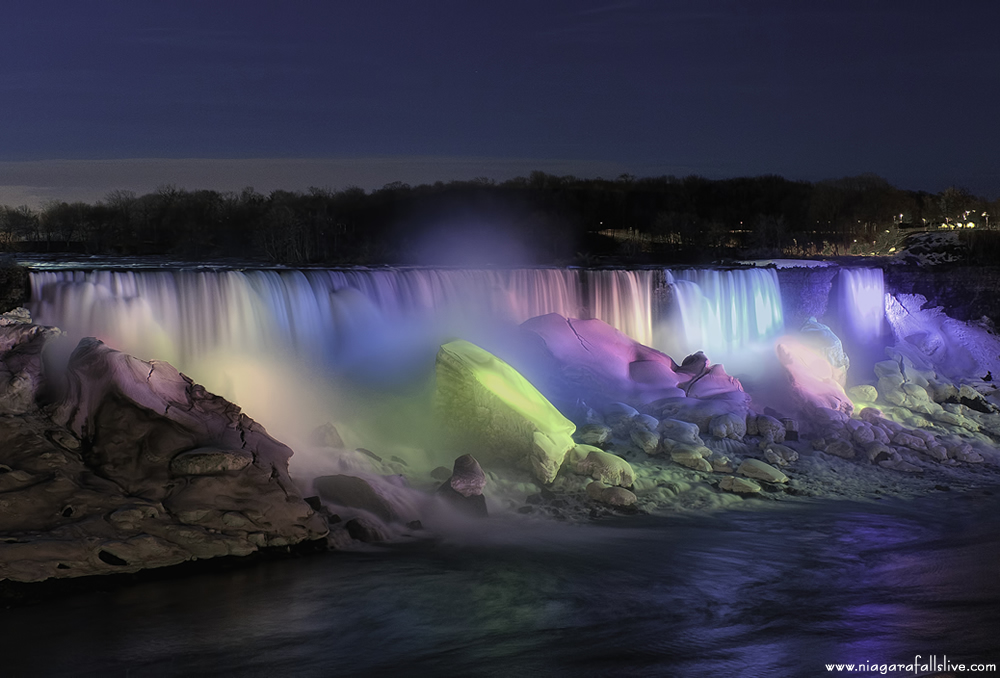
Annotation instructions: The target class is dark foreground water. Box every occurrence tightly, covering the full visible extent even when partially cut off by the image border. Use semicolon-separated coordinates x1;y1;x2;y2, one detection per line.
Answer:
4;494;1000;678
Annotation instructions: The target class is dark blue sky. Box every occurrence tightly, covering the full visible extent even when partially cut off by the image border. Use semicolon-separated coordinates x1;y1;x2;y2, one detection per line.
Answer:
2;0;998;204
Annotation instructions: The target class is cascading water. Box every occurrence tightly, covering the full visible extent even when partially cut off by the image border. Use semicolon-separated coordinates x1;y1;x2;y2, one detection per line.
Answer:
655;267;784;374
28;265;787;443
838;267;886;345
835;267;887;378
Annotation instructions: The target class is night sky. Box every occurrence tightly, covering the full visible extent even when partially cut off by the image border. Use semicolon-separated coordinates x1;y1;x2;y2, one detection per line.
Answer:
2;0;998;206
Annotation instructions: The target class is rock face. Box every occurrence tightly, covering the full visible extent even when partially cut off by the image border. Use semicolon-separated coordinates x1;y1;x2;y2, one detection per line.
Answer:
0;322;327;583
434;339;577;484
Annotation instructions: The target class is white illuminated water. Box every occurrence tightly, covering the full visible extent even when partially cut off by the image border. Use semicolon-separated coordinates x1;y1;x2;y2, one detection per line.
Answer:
839;267;886;345
28;266;785;444
29;267;783;374
657;268;784;374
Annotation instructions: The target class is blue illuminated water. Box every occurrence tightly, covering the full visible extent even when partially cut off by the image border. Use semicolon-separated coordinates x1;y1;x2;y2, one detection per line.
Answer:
4;493;998;678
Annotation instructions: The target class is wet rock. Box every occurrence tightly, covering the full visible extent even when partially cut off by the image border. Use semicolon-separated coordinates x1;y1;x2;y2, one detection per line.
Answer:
345;517;387;543
0;332;327;583
437;482;489;518
946;441;984;463
705;436;750;457
314;475;395;523
430;466;452;481
657;418;703;445
603;402;640;434
310;422;345;448
631;413;659;433
709;453;735;473
445;454;487;497
356;447;382;463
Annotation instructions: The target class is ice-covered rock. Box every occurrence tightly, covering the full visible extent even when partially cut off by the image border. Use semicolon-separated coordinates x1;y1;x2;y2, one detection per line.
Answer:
719;475;761;494
575;423;611;446
847;384;878;404
737;458;788;483
434;339;576;484
763;443;799;467
775;335;853;416
752;414;786;443
573;445;635;487
630;428;660;455
865;442;895;463
823;439;856;459
709;412;747;440
519;313;745;408
658;418;703;445
586;481;637;506
799;317;850;383
669;444;714;472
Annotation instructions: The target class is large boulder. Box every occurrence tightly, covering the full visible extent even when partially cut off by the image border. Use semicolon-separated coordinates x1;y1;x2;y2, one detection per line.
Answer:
519;314;745;408
0;331;327;583
434;339;576;484
775;335;853;416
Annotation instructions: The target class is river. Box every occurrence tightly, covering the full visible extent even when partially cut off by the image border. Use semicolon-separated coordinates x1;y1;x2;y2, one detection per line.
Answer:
4;492;999;677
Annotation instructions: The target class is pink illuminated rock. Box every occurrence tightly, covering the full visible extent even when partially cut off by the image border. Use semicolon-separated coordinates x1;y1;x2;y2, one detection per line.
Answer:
775;335;853;416
521;313;745;408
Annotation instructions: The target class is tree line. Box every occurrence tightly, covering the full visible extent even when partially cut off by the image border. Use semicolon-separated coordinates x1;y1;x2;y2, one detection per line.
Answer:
1;173;997;265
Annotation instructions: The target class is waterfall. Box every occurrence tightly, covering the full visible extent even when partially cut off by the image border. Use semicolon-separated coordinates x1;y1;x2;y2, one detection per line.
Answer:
28;265;788;442
29;266;784;386
655;268;784;372
838;268;885;346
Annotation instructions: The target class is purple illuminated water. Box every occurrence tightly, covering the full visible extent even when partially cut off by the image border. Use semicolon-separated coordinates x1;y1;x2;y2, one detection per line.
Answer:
4;494;998;677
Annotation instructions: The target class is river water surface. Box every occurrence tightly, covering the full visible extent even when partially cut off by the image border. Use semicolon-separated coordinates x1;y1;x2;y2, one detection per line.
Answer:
4;492;1000;678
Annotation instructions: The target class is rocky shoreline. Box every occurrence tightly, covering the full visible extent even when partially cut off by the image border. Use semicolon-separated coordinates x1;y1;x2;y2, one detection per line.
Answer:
0;310;329;584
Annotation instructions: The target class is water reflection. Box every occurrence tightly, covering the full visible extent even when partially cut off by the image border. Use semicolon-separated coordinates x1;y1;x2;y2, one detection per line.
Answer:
4;494;999;677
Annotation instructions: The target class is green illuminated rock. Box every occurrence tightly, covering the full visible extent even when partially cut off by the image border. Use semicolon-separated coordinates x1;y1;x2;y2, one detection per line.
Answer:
435;339;576;484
